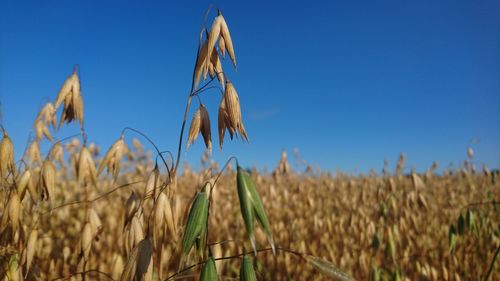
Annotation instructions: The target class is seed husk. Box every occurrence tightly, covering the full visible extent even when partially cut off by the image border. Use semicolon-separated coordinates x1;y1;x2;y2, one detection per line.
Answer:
0;132;15;180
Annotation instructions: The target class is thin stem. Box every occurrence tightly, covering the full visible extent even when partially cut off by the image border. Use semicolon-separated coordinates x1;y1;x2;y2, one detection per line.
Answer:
484;245;500;281
164;247;305;281
42;180;144;215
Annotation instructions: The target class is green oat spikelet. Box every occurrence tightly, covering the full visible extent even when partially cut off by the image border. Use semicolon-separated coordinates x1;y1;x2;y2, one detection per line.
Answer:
181;187;209;257
240;253;257;281
236;165;275;255
200;256;219;281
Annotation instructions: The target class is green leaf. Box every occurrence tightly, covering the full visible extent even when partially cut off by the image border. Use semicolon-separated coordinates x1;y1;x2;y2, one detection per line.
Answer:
182;190;209;255
240;254;257;281
200;257;219;281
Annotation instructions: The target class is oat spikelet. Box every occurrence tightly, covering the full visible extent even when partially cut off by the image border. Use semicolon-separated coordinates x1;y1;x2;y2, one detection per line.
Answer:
40;159;56;202
34;119;53;141
25;228;38;274
218;13;236;68
77;146;97;185
209;46;225;90
200;104;212;151
99;137;126;181
223;80;248;142
16;169;32;200
80;222;93;262
56;69;84;127
194;39;209;90
120;237;153;281
27;141;42;166
50;142;64;164
205;15;222;75
0;131;15;180
123;191;141;230
37;102;57;129
186;107;202;150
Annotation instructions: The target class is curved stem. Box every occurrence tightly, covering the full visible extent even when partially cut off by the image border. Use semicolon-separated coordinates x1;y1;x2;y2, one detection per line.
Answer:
164;246;305;281
122;127;171;180
50;269;115;281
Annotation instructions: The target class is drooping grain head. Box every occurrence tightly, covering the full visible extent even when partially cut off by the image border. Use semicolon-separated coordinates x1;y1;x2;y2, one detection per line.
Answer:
0;132;15;180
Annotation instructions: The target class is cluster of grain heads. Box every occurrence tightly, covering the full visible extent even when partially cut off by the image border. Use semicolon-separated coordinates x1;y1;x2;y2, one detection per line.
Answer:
236;165;274;255
54;67;84;127
187;103;212;151
181;187;209;264
240;253;257;281
0;129;15;181
194;33;225;91
200;256;219;281
99;136;127;181
305;255;356;281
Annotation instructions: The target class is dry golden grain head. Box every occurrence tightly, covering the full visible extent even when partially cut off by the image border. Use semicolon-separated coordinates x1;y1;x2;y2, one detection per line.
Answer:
200;104;212;151
50;142;64;164
17;169;32;200
124;191;141;230
218;98;228;149
37;102;57;129
34;119;53;141
99;137;126;181
0;132;15;180
120;237;153;281
186;107;202;150
4;191;21;234
40;159;56;202
224;80;249;142
25;228;38;273
80;222;93;261
205;15;223;74
55;74;74;109
57;70;84;127
88;208;103;238
27;141;42;166
194;39;209;90
77;146;98;185
209;46;225;89
219;13;236;68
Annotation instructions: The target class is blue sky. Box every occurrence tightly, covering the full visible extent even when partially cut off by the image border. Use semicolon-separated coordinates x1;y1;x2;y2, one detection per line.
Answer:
1;1;499;173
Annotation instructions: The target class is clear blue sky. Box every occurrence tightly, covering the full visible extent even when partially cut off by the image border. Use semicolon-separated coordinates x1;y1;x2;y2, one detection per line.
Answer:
1;1;499;173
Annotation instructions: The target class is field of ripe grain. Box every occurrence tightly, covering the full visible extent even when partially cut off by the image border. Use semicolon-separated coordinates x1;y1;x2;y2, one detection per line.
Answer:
1;142;499;280
1;7;499;281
